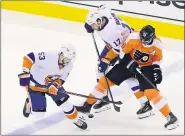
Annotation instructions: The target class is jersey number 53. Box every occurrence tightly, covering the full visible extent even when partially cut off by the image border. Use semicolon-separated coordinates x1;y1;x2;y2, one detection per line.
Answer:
38;52;45;60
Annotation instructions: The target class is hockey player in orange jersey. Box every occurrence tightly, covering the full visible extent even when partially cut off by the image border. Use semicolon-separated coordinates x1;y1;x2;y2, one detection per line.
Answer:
84;5;153;119
18;44;87;130
76;25;179;130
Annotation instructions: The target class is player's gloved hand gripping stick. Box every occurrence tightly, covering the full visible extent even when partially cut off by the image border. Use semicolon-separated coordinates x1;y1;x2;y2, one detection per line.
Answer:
127;60;160;91
135;68;159;91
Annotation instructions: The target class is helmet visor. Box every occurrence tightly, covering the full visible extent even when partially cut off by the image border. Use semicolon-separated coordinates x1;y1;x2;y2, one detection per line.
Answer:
140;32;155;45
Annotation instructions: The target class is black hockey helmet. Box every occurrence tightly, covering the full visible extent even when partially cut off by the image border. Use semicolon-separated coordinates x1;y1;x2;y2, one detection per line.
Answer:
139;25;155;45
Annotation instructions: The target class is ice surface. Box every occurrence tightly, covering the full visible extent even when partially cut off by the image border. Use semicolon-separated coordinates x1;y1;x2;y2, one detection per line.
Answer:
1;10;184;135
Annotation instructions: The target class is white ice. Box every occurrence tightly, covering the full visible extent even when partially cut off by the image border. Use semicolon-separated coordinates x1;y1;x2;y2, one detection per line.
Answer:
1;10;184;135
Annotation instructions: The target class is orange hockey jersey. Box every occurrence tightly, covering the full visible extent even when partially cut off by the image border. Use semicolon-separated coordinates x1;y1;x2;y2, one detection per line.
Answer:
121;32;163;67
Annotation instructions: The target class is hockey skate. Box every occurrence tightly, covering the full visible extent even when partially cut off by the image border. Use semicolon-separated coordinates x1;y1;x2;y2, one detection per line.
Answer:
93;95;111;113
137;101;154;119
73;116;88;130
164;112;179;130
23;98;31;117
75;102;94;116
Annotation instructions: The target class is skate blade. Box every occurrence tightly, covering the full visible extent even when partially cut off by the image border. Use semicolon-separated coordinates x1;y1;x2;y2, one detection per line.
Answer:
137;110;154;119
166;121;179;130
94;105;111;113
23;100;31;117
74;121;87;130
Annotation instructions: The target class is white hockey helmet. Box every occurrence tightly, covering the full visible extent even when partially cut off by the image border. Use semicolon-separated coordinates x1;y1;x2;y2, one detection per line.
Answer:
58;44;76;66
98;4;112;12
86;10;104;28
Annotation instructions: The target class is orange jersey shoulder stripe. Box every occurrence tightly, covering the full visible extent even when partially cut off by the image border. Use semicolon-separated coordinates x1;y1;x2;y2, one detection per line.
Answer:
22;56;34;69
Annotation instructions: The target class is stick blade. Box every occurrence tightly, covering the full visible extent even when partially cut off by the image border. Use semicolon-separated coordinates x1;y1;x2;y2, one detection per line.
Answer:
114;105;121;112
115;101;123;105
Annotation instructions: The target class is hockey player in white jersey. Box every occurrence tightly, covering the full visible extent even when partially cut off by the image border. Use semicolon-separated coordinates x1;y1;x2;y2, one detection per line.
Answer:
84;5;153;118
18;45;87;130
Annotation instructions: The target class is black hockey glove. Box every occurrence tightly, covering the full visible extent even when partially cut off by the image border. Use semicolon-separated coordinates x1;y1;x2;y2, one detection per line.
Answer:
152;64;162;84
127;61;140;74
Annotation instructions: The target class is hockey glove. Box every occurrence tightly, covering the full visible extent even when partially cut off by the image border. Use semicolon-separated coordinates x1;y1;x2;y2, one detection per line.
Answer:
98;58;110;73
84;23;94;33
48;79;64;95
18;68;30;86
127;61;140;74
152;64;162;84
48;83;59;95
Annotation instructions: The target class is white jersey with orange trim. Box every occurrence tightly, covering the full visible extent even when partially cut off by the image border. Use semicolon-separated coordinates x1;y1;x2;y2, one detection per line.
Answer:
24;51;73;85
96;8;133;52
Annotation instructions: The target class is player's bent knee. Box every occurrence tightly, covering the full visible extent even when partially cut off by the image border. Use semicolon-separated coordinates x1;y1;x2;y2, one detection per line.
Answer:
95;76;115;94
98;76;114;89
55;95;70;106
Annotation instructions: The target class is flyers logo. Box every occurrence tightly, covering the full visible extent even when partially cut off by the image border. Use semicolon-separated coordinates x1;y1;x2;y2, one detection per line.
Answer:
134;50;156;63
133;50;149;63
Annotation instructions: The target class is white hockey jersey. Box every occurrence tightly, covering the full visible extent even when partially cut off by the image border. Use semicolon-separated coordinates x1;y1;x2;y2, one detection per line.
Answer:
23;51;73;86
96;8;133;52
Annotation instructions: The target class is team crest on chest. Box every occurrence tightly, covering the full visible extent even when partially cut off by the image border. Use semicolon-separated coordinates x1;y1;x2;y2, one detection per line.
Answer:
133;50;150;63
142;56;149;62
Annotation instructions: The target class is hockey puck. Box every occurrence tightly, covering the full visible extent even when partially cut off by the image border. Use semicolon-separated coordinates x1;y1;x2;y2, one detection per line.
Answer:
88;114;94;118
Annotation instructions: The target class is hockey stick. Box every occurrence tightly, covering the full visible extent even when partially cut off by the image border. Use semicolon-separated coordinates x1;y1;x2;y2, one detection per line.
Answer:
136;68;158;90
30;87;122;105
61;90;123;105
91;32;121;112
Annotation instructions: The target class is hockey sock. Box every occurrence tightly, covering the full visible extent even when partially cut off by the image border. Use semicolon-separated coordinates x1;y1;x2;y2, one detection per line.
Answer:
134;90;148;105
86;93;98;104
60;100;78;120
95;76;115;94
144;89;171;117
126;79;148;106
86;76;115;104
